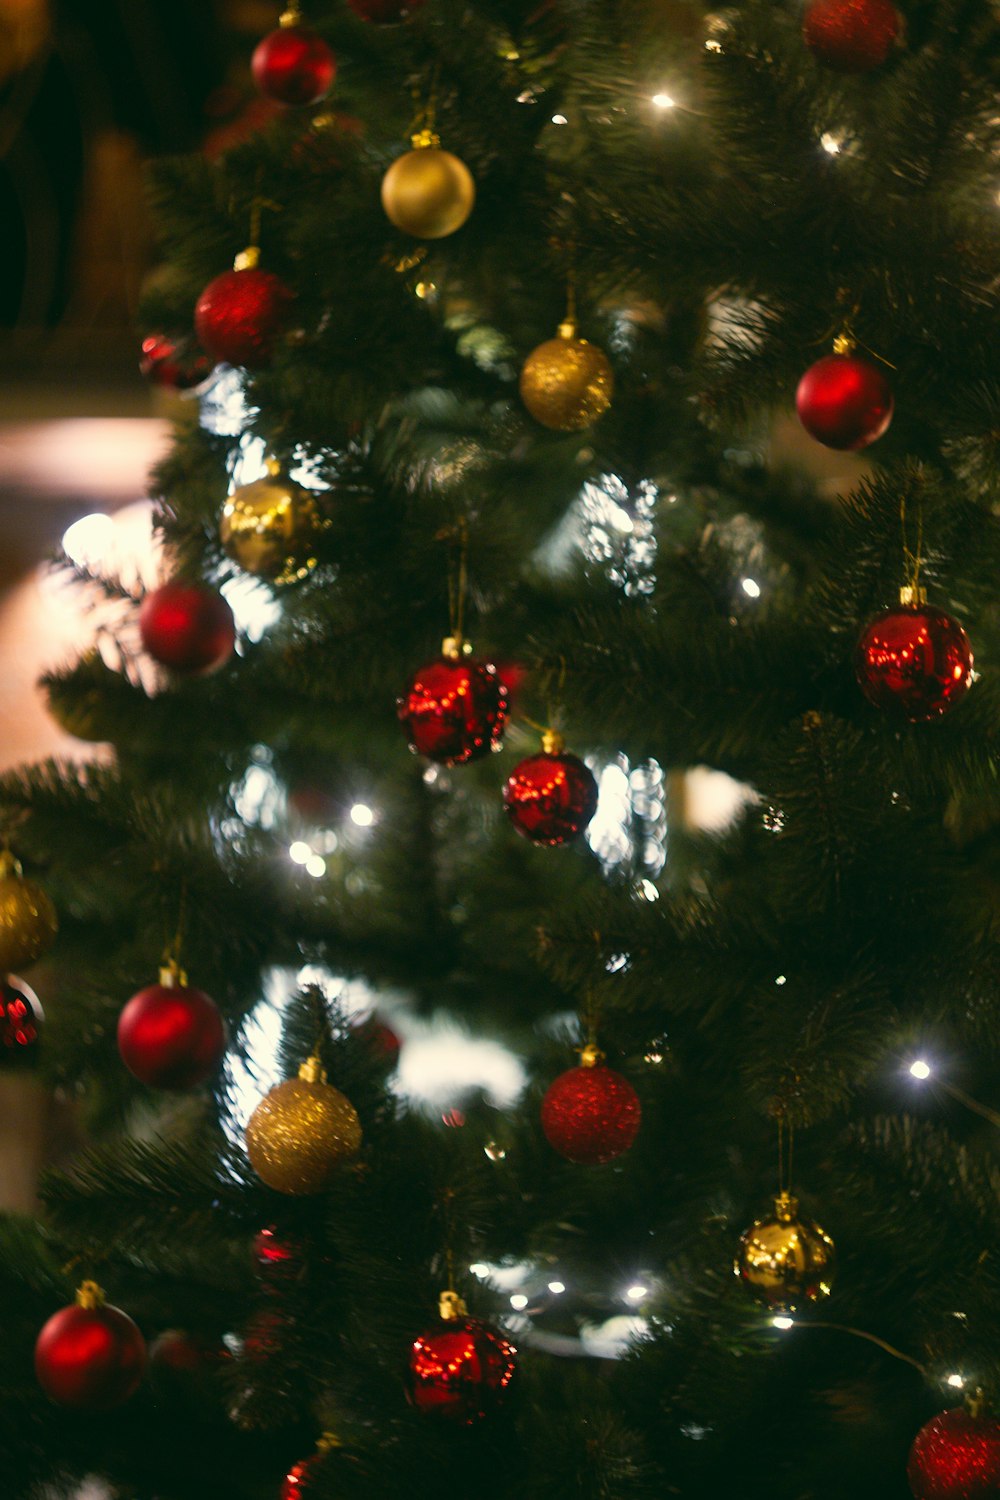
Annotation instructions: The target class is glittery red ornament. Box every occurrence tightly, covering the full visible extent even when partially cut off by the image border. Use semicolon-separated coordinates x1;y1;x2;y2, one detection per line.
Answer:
253;24;336;106
139;334;213;393
35;1283;146;1410
796;352;893;450
408;1297;517;1422
503;731;598;846
908;1406;1000;1500
541;1053;641;1164
139;581;236;676
253;1224;299;1270
345;0;425;20
398;642;508;765
282;1457;318;1498
803;0;899;72
0;975;42;1059
195;262;294;369
856;602;973;721
118;963;227;1090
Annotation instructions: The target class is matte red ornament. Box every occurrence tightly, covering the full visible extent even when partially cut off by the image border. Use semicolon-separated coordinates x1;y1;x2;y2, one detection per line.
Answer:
803;0;899;72
0;974;42;1057
796;352;893;450
503;731;598;846
408;1294;517;1422
345;0;425;21
118;962;227;1090
252;25;336;107
398;641;508;765
541;1052;641;1164
194;262;294;369
908;1406;1000;1500
139;334;212;393
856;602;973;721
35;1282;146;1410
139;581;236;676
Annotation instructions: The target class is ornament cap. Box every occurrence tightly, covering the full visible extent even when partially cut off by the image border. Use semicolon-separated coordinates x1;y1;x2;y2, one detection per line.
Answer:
234;245;262;272
541;728;565;756
579;1041;605;1069
441;634;472;661
298;1053;327;1085
967;1388;989;1420
439;1288;469;1321
832;331;856;356
158;958;189;989
76;1281;106;1311
411;127;442;150
899;583;928;607
774;1190;799;1223
279;2;302;24
316;1431;342;1455
265;457;283;478
557;318;578;341
0;850;22;881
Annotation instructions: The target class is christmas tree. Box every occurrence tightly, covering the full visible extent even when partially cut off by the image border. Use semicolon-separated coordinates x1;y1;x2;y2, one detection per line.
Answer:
4;1;1000;1496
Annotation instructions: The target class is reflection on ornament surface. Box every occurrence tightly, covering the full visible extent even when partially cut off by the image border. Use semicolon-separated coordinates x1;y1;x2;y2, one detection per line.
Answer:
735;1192;835;1313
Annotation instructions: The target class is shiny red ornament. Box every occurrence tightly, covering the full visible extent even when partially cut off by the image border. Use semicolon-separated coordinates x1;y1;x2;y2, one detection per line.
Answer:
139;334;212;393
252;25;336;107
253;1224;299;1269
118;965;227;1090
139;581;236;676
796;352;893;450
503;733;598;846
0;975;42;1057
408;1311;517;1422
856;603;973;721
35;1284;146;1410
541;1058;641;1164
908;1406;1000;1500
803;0;899;72
345;0;425;20
194;264;294;369
398;646;508;765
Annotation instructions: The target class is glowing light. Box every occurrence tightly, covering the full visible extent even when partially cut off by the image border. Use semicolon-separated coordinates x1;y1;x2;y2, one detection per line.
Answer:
289;841;312;865
640;879;660;902
947;1373;966;1389
469;1263;490;1278
772;1316;794;1331
392;1023;526;1112
551;113;568;125
626;1284;649;1303
350;803;375;827
741;577;761;599
910;1060;932;1080
548;1281;566;1295
775;975;787;986
821;131;843;155
62;513;116;569
652;92;676;109
509;1294;529;1311
221;575;282;644
306;855;326;878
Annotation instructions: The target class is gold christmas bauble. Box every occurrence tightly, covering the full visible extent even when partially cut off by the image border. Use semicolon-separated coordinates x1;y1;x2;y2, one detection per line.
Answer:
520;320;614;431
381;133;475;240
0;851;57;972
220;460;322;583
246;1055;362;1195
734;1191;835;1314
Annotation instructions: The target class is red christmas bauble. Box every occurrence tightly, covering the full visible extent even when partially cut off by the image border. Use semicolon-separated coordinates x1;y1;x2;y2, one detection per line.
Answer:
353;1013;402;1059
139;581;236;676
35;1285;146;1410
803;0;899;72
541;1060;641;1164
149;1328;228;1374
0;974;42;1058
345;0;425;20
796;352;893;450
503;738;598;846
856;604;973;721
139;334;212;393
118;969;227;1090
282;1454;323;1498
194;265;294;369
908;1407;1000;1500
252;25;336;106
408;1316;517;1422
398;651;508;765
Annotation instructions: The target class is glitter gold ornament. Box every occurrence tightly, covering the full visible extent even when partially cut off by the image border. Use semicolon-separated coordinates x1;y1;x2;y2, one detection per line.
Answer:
221;459;323;583
0;850;57;972
381;128;475;239
246;1054;362;1194
734;1191;835;1313
520;319;613;431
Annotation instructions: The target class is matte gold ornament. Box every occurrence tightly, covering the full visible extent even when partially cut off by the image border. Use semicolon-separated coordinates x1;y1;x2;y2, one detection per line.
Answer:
245;1054;362;1194
734;1191;835;1313
0;850;57;971
520;319;614;431
220;459;322;583
381;129;475;240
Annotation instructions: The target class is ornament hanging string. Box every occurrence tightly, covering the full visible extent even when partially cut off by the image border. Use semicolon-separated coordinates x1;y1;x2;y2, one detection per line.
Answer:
900;496;924;599
443;516;469;644
162;880;188;971
410;63;441;142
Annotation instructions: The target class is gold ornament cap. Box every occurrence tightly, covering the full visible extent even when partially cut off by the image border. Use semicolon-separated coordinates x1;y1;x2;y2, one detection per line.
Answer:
832;332;856;356
299;1053;326;1084
899;584;928;607
234;245;261;272
158;957;188;989
579;1042;605;1069
279;3;302;25
411;126;442;150
773;1190;799;1223
76;1281;106;1311
441;634;473;660
439;1289;469;1321
541;729;565;755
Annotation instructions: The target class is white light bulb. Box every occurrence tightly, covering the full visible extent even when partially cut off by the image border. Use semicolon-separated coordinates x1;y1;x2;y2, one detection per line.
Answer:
741;578;761;599
350;803;374;827
288;841;312;865
305;854;326;878
947;1373;966;1389
548;1281;566;1295
551;113;568;125
775;975;787;986
509;1293;529;1311
910;1060;931;1080
640;879;660;902
820;131;843;155
652;92;676;109
469;1262;490;1278
62;513;116;569
626;1284;648;1303
772;1316;794;1331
